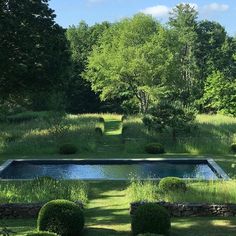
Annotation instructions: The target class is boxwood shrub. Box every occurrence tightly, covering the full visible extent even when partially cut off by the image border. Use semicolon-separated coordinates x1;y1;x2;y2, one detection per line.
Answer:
230;143;236;153
25;231;58;236
95;127;103;135
121;115;127;122
37;199;84;236
59;143;77;155
98;117;105;123
145;143;165;154
159;177;187;193
131;203;171;236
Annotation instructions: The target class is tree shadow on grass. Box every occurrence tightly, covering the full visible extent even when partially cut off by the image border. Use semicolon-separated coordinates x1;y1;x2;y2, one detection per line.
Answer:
172;217;236;236
84;227;131;236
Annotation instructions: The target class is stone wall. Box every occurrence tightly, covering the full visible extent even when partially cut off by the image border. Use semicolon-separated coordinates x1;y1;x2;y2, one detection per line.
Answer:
130;202;236;217
0;201;83;219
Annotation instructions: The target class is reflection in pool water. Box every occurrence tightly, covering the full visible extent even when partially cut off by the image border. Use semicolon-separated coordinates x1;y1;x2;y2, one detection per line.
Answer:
0;160;219;180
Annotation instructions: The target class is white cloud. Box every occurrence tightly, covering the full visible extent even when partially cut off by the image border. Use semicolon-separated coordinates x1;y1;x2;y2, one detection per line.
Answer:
141;3;198;17
141;5;170;17
203;3;229;12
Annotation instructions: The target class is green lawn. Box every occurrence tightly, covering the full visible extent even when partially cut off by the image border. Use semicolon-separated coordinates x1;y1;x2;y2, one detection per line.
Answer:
3;217;236;236
1;113;236;235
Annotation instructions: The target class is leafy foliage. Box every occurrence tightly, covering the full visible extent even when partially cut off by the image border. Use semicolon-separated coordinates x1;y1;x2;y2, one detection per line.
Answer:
37;200;84;236
159;177;187;193
131;203;171;236
84;14;174;113
202;71;236;116
143;102;196;140
66;21;111;114
0;0;69;108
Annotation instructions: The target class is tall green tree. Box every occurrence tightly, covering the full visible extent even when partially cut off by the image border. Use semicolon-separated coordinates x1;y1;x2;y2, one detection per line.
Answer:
0;0;69;109
66;21;110;113
196;21;236;112
196;21;227;81
202;71;236;116
84;14;173;113
168;3;199;105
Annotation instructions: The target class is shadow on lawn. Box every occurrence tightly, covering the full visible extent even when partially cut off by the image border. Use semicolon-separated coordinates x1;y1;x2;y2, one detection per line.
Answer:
172;217;236;236
84;227;130;236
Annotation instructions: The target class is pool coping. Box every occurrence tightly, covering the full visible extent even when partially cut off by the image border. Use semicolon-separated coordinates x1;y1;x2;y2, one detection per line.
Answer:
0;158;230;181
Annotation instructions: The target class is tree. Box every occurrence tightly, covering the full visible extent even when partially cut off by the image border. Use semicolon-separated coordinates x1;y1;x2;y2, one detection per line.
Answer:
143;102;196;140
202;71;236;116
168;3;199;105
196;21;227;81
66;21;110;113
0;0;69;109
84;14;173;113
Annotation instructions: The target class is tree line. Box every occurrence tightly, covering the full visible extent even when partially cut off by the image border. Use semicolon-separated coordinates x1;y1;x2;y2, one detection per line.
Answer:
0;1;235;116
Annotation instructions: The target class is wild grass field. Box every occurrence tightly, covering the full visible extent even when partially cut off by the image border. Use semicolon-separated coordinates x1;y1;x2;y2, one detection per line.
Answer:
123;114;236;155
1;112;236;157
0;178;88;204
127;179;236;204
0;112;106;155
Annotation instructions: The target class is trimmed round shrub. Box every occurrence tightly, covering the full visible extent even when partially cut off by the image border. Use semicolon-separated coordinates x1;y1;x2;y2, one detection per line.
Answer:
159;177;187;193
37;199;84;236
145;143;165;154
95;127;103;135
121;115;127;122
122;126;127;135
230;143;236;153
132;203;171;236
98;117;105;123
59;144;77;155
25;231;58;236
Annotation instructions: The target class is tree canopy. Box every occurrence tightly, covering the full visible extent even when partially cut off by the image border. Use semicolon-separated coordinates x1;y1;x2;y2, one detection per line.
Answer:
0;0;69;108
84;14;174;113
0;2;236;116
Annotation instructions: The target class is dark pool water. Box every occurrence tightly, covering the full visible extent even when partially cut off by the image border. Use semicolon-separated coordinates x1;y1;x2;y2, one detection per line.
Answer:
0;160;219;180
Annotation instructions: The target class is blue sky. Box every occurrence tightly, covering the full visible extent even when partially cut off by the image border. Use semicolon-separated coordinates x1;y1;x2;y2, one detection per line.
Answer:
49;0;236;35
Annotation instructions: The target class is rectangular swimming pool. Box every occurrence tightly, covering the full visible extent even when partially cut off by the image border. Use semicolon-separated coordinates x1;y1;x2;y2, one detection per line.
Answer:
0;159;229;180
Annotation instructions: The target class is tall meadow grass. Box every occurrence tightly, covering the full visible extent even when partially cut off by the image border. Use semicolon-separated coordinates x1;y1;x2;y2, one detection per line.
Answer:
127;180;236;204
0;112;105;155
122;114;236;154
0;177;88;204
